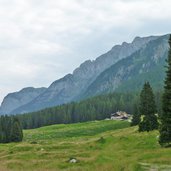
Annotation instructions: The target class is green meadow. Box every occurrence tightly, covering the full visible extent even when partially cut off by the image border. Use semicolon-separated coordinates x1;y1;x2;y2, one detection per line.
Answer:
0;120;171;171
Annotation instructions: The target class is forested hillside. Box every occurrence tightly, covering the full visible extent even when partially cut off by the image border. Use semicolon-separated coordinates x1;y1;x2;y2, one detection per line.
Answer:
18;91;162;129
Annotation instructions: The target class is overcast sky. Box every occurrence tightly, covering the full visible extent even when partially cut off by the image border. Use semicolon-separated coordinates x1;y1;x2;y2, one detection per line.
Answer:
0;0;171;103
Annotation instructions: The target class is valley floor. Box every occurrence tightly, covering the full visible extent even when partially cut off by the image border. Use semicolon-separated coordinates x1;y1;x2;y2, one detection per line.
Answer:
0;120;171;171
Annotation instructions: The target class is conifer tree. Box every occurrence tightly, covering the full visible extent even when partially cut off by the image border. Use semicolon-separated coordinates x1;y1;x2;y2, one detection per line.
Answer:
0;116;23;143
131;104;141;126
139;82;158;132
10;117;23;142
159;35;171;146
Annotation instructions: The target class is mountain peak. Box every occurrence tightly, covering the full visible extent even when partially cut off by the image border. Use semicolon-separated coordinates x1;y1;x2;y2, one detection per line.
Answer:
122;42;129;46
133;36;141;42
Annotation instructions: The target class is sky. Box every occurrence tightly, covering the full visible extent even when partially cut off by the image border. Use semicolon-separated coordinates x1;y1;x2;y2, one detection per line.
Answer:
0;0;171;103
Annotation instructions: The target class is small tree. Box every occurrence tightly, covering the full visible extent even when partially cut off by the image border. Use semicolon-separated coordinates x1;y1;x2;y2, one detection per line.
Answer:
10;117;23;142
131;104;141;126
139;82;158;132
159;35;171;146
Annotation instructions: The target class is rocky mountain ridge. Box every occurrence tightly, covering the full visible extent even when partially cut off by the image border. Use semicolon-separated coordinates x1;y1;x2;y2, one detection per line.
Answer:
82;35;169;98
0;34;166;114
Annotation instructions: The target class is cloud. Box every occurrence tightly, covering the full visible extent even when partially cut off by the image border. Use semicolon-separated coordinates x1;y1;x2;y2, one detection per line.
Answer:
0;0;171;102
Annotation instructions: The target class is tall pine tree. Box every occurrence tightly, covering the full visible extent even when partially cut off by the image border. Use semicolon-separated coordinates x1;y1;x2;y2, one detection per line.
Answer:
159;35;171;147
139;82;158;132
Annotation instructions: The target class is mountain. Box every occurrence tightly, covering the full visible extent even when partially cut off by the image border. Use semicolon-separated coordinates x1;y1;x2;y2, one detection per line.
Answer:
9;35;157;114
0;87;46;114
82;35;169;98
1;34;168;114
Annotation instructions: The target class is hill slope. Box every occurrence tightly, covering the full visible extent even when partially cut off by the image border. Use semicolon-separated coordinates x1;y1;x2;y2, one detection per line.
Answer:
0;120;171;171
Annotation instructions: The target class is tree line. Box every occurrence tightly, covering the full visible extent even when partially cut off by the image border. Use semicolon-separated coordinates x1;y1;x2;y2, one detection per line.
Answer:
0;116;23;143
17;92;139;129
16;90;162;130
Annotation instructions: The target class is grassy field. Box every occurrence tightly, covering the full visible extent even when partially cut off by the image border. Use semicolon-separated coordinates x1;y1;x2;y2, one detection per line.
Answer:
0;120;171;171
